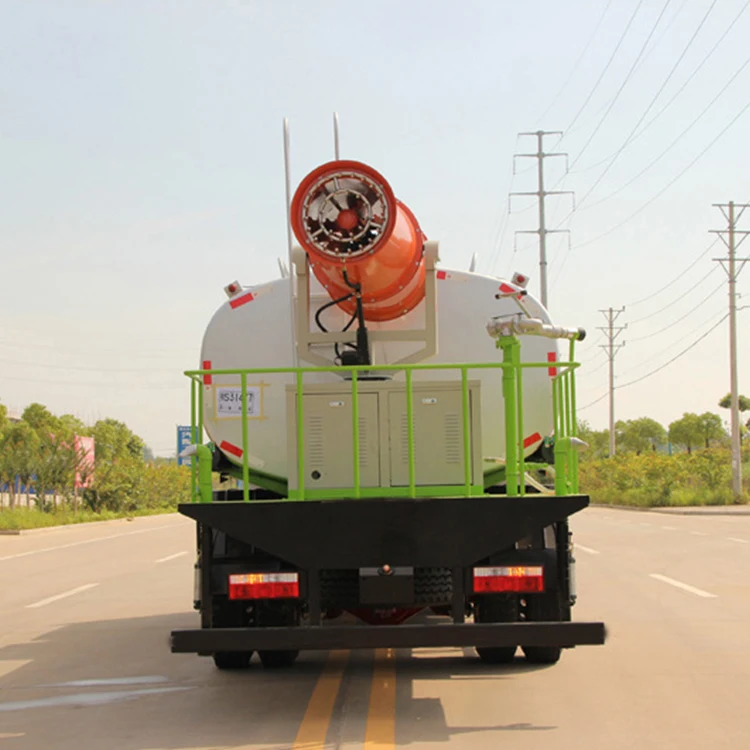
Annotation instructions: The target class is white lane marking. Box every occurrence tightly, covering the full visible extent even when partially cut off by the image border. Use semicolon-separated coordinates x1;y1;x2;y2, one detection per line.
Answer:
728;537;748;544
661;526;676;531
649;574;716;599
575;545;600;555
691;531;708;536
0;524;180;563
26;583;99;609
0;687;190;712
45;676;168;688
155;551;189;564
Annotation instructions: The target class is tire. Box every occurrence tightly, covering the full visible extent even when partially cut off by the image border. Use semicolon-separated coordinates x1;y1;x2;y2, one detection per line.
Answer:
211;601;253;670
256;601;300;669
213;651;253;670
414;568;453;605
522;591;563;665
474;595;519;664
258;649;300;669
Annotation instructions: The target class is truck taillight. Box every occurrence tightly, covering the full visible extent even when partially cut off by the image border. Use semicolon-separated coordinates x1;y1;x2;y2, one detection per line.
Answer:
228;573;299;600
473;566;545;594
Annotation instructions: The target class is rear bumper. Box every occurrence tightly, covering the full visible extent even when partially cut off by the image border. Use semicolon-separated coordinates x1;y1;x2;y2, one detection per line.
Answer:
171;621;606;653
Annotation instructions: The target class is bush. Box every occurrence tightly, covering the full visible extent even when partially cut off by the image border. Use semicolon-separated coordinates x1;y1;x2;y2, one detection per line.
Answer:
579;448;742;507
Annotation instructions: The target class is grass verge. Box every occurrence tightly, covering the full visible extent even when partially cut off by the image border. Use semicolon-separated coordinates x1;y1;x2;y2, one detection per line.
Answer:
0;506;175;531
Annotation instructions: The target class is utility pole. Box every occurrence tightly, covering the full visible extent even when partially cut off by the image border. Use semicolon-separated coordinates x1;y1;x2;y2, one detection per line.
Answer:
711;202;749;500
510;130;574;309
598;307;626;457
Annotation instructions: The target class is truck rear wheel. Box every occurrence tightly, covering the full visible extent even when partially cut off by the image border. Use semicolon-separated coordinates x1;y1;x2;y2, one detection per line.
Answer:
474;595;518;664
213;651;253;670
258;649;299;668
211;600;253;670
257;601;300;669
522;591;563;665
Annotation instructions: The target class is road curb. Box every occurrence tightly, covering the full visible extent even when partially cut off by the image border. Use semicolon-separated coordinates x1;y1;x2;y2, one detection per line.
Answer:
591;503;750;516
0;513;180;536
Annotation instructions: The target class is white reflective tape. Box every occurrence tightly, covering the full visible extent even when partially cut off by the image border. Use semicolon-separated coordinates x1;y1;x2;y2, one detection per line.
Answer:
473;566;543;578
229;572;299;585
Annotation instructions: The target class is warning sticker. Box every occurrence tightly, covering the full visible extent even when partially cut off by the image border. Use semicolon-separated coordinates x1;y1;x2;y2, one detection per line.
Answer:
216;386;262;418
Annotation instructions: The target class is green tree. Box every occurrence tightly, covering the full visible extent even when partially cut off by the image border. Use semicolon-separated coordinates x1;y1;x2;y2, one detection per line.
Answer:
577;420;609;460
696;412;726;449
718;393;750;411
3;422;40;506
668;413;703;454
21;403;59;432
58;414;89;436
719;393;750;432
91;419;144;462
87;419;146;511
616;417;667;455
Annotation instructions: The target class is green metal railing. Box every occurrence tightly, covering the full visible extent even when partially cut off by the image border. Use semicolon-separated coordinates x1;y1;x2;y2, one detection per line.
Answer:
184;338;581;503
551;339;580;496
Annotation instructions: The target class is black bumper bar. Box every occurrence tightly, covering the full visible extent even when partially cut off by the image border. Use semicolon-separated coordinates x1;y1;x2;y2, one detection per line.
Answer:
171;621;606;653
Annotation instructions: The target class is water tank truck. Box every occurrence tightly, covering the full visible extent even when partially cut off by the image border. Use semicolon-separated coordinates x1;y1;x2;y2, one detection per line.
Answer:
170;141;605;670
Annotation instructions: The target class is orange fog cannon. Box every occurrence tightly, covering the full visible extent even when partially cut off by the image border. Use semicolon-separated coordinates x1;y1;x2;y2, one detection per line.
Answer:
290;160;426;322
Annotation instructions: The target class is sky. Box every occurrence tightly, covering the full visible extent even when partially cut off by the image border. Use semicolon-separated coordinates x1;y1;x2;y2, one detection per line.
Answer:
1;0;749;455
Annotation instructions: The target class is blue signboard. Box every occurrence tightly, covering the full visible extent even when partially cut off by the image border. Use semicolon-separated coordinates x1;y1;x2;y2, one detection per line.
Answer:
177;425;195;466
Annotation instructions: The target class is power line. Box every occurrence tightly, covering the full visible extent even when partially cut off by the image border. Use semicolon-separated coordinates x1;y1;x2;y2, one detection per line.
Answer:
578;0;750;174
618;308;727;378
578;391;609;411
567;96;750;250
534;0;615;126
577;48;750;212
624;238;719;306
628;281;724;341
562;0;645;138
617;313;729;389
629;267;719;325
568;0;673;172
575;0;717;208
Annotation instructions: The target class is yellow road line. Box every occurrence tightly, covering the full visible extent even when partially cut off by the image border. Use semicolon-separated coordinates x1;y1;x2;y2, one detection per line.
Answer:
293;650;349;749
364;648;397;749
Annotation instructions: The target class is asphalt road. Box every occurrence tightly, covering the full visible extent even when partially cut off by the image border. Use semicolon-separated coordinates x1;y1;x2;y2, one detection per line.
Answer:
2;507;750;749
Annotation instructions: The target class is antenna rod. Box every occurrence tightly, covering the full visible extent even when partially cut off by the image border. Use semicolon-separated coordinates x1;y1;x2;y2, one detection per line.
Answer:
283;117;298;365
333;112;341;160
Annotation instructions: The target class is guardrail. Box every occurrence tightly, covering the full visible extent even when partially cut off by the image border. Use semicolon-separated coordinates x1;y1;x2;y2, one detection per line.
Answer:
184;338;581;502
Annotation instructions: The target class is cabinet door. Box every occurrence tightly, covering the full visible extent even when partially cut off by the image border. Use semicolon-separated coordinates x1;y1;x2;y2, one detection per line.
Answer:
388;389;468;487
302;393;380;489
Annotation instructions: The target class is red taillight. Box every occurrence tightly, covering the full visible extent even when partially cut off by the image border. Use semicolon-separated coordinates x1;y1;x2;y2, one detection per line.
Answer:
228;572;299;600
473;566;545;594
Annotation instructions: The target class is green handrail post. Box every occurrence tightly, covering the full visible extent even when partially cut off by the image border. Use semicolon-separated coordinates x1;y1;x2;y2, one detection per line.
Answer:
554;436;572;495
241;372;250;503
196;444;213;504
461;367;472;496
296;370;305;501
569;338;580;492
406;368;416;498
498;336;520;496
351;370;360;498
516;355;525;497
190;377;198;503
